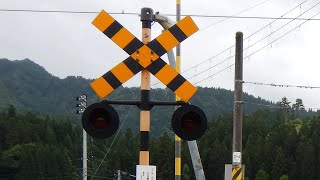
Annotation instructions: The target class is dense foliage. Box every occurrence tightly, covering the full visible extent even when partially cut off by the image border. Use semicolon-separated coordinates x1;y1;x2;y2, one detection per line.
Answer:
0;106;319;180
0;58;273;137
1;59;320;179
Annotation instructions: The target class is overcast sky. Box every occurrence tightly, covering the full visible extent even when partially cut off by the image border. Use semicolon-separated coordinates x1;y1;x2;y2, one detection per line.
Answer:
1;0;320;109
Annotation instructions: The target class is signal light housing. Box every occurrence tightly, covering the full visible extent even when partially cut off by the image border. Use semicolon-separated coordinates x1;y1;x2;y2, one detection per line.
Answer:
82;102;119;139
172;104;207;141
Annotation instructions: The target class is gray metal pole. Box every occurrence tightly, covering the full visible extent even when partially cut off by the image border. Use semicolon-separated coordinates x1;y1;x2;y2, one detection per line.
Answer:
187;141;206;180
83;129;88;180
117;170;121;180
232;32;243;166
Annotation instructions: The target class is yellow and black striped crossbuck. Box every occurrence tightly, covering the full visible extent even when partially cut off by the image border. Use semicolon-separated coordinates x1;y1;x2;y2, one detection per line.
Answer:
90;10;198;102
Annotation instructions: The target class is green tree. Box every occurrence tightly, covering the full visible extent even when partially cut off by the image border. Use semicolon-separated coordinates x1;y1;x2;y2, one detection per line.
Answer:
292;98;305;118
255;169;269;180
151;132;174;180
279;175;289;180
7;104;16;118
271;147;287;180
182;164;191;180
278;97;290;122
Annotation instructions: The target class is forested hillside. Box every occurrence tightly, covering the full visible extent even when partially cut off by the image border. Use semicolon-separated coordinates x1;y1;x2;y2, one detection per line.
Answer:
0;59;320;179
0;58;273;136
0;106;319;180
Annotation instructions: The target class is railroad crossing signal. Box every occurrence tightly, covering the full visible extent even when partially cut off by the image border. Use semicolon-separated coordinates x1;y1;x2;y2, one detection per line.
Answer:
90;10;198;102
83;9;207;141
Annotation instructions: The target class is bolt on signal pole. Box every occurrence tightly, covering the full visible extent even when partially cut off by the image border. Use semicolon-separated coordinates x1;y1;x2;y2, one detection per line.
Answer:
232;32;243;168
139;7;153;165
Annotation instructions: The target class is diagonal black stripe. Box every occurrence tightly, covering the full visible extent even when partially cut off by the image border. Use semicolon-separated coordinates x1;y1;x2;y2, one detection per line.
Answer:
123;38;144;55
167;74;186;92
146;58;166;75
168;25;187;43
102;71;122;89
232;168;242;180
103;21;122;38
140;131;149;151
123;57;142;74
147;39;167;57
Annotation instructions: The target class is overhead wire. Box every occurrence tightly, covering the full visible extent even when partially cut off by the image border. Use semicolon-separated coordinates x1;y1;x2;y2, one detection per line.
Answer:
179;0;309;76
194;8;320;85
242;81;320;89
244;0;320;51
39;176;77;180
90;137;96;170
2;3;320;21
90;90;139;179
200;0;272;31
243;101;279;108
150;0;310;87
243;8;320;63
244;101;320;111
191;1;320;85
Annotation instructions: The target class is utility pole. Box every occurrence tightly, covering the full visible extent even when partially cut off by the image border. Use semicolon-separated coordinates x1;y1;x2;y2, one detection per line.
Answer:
232;32;244;179
76;94;88;180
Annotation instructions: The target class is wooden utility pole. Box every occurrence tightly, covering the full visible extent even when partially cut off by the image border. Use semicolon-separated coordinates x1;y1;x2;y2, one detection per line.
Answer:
232;32;244;179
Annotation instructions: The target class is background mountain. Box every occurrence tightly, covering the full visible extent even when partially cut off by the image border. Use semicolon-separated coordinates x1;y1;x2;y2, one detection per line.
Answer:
1;59;319;180
0;58;272;135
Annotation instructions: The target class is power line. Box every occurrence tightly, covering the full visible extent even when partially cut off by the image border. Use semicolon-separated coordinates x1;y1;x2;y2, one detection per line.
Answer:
2;7;320;21
181;15;320;21
179;0;309;75
200;0;271;31
194;64;234;85
0;9;137;15
39;176;77;180
90;137;96;170
244;0;320;51
190;55;234;82
243;101;320;111
90;90;138;180
243;9;320;61
243;101;279;108
192;7;320;85
242;81;320;89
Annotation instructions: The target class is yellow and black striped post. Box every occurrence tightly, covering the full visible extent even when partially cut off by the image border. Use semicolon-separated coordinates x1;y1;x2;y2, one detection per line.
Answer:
139;7;153;165
175;0;182;179
232;166;243;180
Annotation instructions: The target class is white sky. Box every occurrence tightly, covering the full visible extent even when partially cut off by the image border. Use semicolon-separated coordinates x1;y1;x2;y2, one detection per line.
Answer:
1;0;320;109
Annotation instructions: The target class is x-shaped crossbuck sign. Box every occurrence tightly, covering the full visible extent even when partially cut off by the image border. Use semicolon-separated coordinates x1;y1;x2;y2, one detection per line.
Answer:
90;10;199;102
